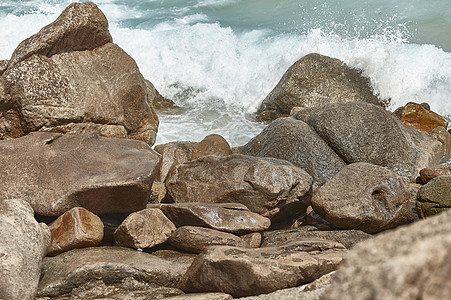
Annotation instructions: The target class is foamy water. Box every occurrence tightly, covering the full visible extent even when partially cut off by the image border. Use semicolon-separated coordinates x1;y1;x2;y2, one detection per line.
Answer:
1;0;450;146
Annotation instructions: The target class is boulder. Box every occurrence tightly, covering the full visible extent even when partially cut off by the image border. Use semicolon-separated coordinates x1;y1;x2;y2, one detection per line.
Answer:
257;53;383;120
148;202;271;233
240;232;262;248
241;117;346;185
416;175;451;218
154;141;195;182
322;208;451;300
0;60;7;75
114;208;176;249
169;226;249;254
0;132;160;216
429;126;451;156
164;293;232;300
191;134;232;160
304;102;443;180
48;207;104;256
165;154;313;222
0;199;51;300
178;239;346;297
311;163;414;234
37;246;192;298
145;79;178;110
419;165;451;183
396;102;448;133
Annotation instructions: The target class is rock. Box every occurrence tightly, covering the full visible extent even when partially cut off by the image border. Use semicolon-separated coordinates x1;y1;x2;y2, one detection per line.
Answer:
48;207;104;256
37;246;191;298
154;141;195;182
304;102;443;180
397;102;448;133
191;134;233;160
148;203;271;233
241;117;346;185
419;165;451;184
311;163;414;234
114;208;176;249
416;175;451;218
178;239;346;297
145;79;178;110
430;126;451;156
165;293;232;300
169;226;249;254
261;228;371;249
0;60;7;75
0;199;51;300
322;208;451;300
0;132;160;216
240;232;262;248
257;53;383;120
303;206;336;230
165;154;313;222
150;181;168;203
99;213;129;245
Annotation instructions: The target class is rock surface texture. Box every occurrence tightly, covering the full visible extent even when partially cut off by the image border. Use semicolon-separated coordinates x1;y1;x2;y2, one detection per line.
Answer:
0;132;160;216
191;134;232;160
416;175;451;218
419;165;451;184
0;199;51;300
397;102;449;133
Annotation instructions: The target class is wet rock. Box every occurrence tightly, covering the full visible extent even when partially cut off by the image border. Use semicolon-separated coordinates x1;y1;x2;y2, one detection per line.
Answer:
0;199;51;300
257;53;383;120
397;102;448;133
148;202;270;233
154;141;195;182
48;207;104;256
0;132;160;216
37;246;191;298
311;163;414;234
242;117;346;185
416;175;451;218
114;208;176;249
165;154;313;222
322;208;451;300
191;134;232;160
169;226;248;254
240;232;262;248
419;165;451;184
178;239;346;297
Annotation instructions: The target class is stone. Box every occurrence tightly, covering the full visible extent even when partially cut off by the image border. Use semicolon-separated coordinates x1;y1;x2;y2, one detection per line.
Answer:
322;208;451;300
154;141;195;182
305;102;443;180
165;154;313;222
165;293;232;300
145;79;178;110
0;199;51;300
114;208;176;249
257;53;383;120
311;163;414;234
429;126;451;156
398;102;448;133
416;175;451;218
0;132;160;216
178;239;346;297
37;246;192;298
169;226;249;254
0;60;7;75
148;202;271;233
419;165;451;184
240;232;262;248
48;207;104;256
303;206;336;230
241;117;346;185
191;134;232;160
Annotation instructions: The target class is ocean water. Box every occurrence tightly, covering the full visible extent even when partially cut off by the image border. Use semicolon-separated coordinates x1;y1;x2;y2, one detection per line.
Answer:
1;0;450;146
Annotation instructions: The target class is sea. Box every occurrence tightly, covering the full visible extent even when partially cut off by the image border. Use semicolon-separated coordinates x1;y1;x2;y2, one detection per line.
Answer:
1;0;450;146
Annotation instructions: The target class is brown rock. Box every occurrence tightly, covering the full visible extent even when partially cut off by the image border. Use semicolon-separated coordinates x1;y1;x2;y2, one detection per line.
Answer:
169;226;248;254
0;60;7;75
150;181;167;203
165;293;232;300
154;141;195;182
322;208;451;300
399;102;448;133
419;165;451;184
148;202;271;233
416;175;451;218
48;207;104;256
165;154;313;222
0;132;160;216
178;239;346;297
191;134;232;160
429;126;451;155
114;208;176;249
311;163;414;234
240;232;262;248
145;79;178;110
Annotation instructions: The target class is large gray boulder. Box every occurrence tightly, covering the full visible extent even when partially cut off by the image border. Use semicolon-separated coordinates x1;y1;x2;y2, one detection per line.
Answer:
0;199;51;300
0;132;160;216
241;117;346;185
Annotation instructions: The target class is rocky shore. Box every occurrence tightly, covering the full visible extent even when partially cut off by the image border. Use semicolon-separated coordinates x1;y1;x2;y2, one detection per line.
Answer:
1;2;450;300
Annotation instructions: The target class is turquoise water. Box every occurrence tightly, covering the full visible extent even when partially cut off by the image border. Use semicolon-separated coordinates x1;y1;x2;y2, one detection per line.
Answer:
1;0;450;145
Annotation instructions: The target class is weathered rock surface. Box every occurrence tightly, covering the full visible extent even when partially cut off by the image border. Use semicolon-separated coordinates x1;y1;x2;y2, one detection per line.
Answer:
154;141;195;182
0;132;160;216
304;102;443;180
191;134;232;160
322;208;451;300
169;226;248;253
178;239;346;297
48;207;104;256
241;117;346;185
419;165;451;183
416;175;451;218
114;208;176;249
0;199;51;300
0;60;7;75
430;126;451;156
148;202;271;233
311;163;414;234
37;246;191;298
396;102;448;133
257;53;382;120
240;232;262;248
165;293;232;300
165;154;313;221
